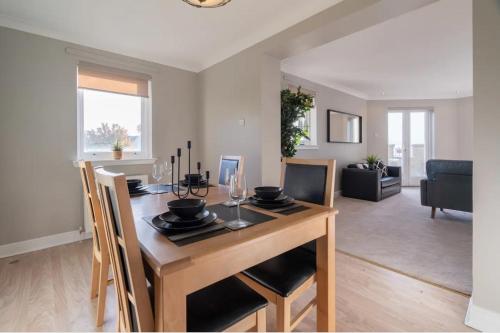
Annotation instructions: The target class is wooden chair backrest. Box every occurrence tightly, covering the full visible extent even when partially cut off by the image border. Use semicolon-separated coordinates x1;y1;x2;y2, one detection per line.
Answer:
95;168;154;332
78;161;108;258
280;158;336;208
218;155;245;185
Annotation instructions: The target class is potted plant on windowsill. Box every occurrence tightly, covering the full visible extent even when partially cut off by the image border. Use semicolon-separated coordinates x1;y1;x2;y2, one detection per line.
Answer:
112;140;124;160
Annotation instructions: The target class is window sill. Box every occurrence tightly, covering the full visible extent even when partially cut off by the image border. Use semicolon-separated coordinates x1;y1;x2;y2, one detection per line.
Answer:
297;145;319;150
72;158;156;168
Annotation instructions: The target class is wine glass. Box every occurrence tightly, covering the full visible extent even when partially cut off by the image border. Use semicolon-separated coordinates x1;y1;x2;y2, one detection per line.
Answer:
152;162;165;194
229;174;249;228
224;168;235;205
224;168;230;187
164;160;172;182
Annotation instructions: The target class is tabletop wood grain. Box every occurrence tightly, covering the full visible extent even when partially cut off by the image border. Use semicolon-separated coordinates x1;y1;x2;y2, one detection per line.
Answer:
131;186;337;276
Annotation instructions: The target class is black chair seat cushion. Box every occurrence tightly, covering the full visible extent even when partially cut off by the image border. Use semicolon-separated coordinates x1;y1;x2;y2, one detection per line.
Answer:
187;276;268;332
380;176;400;188
242;247;316;297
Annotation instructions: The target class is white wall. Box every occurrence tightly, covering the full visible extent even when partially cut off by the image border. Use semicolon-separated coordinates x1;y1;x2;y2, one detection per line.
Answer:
0;27;200;245
282;73;368;191
465;0;500;331
367;98;474;162
457;97;474;160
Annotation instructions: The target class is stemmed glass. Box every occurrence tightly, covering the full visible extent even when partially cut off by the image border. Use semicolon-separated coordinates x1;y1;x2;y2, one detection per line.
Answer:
152;162;165;194
229;174;249;228
224;168;235;205
164;160;172;184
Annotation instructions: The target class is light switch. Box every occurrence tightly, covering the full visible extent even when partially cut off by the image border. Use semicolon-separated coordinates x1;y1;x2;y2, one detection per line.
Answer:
238;119;245;126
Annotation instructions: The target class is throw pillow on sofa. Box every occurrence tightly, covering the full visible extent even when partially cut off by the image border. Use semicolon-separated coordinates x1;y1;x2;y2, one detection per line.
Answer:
348;163;371;170
374;160;388;177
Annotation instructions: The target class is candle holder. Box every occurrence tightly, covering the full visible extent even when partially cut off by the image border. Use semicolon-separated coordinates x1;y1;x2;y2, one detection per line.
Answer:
170;140;210;199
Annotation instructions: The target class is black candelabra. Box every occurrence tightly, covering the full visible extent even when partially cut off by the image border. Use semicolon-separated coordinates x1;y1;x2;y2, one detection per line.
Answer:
170;140;210;199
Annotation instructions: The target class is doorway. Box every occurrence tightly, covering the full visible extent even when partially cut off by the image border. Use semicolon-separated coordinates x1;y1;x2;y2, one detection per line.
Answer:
387;109;434;186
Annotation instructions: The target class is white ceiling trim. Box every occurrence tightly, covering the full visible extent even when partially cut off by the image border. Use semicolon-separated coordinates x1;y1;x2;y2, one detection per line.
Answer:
283;70;473;101
282;71;368;100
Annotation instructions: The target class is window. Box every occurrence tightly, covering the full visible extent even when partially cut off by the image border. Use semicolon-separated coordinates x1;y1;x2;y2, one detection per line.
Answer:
77;62;152;160
288;85;317;147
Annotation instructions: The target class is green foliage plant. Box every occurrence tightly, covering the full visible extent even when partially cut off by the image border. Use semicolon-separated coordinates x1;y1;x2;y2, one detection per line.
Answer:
281;87;314;157
366;154;379;166
112;140;124;152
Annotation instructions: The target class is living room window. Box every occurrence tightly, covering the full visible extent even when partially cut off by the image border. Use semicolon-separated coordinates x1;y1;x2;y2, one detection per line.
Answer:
77;62;152;160
288;84;318;148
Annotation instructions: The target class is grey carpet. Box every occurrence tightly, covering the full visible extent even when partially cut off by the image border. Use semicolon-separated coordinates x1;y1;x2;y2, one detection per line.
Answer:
335;188;472;295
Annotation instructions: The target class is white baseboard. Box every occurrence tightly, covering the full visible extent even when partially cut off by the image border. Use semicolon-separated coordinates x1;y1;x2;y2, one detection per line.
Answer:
0;230;92;259
334;190;342;198
465;296;500;331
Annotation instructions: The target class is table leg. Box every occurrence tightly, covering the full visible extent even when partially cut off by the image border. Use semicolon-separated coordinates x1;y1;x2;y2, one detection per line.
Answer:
154;274;163;332
316;213;335;332
160;273;187;332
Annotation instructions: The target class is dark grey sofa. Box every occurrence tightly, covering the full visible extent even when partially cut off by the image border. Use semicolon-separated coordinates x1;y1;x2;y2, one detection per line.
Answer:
420;159;473;218
342;165;401;202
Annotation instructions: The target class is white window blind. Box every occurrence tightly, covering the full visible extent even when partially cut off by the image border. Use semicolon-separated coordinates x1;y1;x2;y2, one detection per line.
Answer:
78;62;151;97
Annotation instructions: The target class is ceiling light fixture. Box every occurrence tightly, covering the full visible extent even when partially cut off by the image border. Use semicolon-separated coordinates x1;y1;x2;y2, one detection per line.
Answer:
182;0;231;8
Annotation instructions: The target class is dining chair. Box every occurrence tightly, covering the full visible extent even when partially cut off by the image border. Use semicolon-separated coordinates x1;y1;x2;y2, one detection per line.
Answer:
237;158;336;332
218;155;245;185
78;161;112;327
94;168;269;332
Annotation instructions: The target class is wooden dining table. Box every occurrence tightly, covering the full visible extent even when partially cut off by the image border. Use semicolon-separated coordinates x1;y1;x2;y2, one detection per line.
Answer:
131;185;338;332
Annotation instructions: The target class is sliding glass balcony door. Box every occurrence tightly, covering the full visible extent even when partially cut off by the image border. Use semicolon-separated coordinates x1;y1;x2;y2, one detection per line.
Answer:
388;109;433;186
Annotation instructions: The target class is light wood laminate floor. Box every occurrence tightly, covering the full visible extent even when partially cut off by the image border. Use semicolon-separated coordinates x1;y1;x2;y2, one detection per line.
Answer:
0;240;473;332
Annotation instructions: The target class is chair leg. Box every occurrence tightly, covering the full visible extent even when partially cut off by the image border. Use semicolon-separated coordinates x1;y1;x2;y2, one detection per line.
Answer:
276;296;291;332
256;308;266;332
95;259;109;326
90;252;100;299
431;207;436;218
116;308;122;332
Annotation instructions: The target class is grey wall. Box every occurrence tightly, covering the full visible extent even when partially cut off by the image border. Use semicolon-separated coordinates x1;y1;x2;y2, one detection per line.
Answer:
0;26;200;245
199;49;266;188
282;73;368;192
468;0;500;330
367;98;474;162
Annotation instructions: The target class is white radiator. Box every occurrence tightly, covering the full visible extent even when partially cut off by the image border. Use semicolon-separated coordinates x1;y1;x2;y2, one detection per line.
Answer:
83;174;149;233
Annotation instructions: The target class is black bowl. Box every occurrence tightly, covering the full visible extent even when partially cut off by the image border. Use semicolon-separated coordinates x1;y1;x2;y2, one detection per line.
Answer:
185;173;203;184
127;179;142;189
167;199;206;219
254;186;283;200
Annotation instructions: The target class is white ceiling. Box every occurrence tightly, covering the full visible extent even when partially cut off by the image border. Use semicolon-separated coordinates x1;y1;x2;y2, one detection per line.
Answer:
281;0;472;100
0;0;341;72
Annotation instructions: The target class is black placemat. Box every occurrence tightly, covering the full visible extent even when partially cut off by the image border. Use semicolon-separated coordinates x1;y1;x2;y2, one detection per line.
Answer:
129;184;178;196
208;204;276;226
143;215;230;246
178;180;216;188
274;205;310;215
142;205;275;246
248;202;311;216
145;184;177;194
